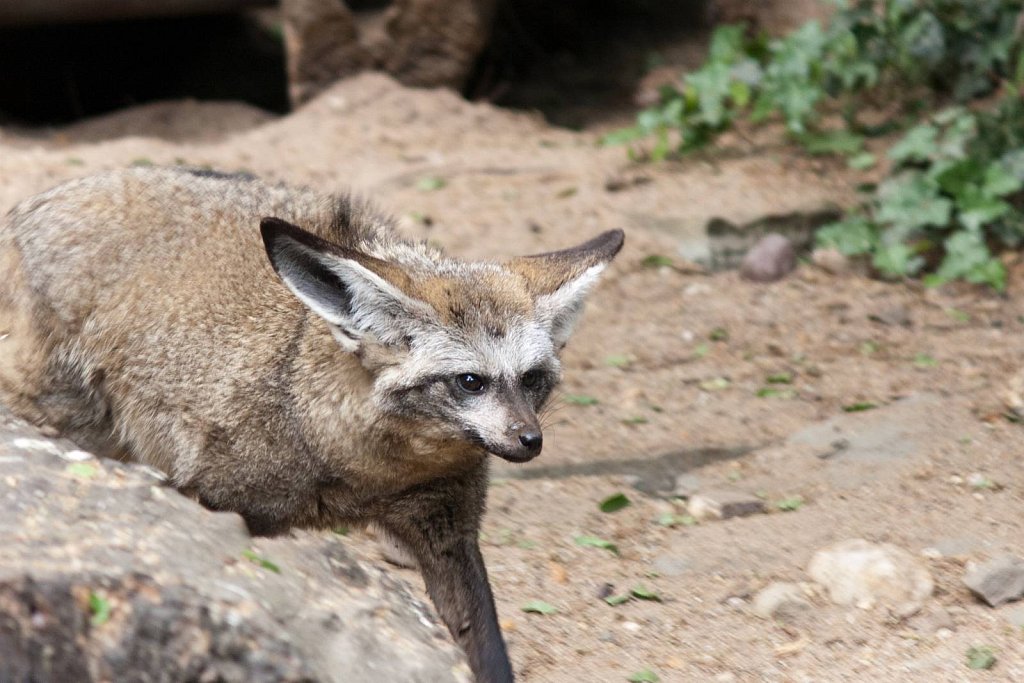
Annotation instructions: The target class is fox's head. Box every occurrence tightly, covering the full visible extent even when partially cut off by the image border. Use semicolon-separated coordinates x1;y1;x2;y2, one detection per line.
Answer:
261;216;623;463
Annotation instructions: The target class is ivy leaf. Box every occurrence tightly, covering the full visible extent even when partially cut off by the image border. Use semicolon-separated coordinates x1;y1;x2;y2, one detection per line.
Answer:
982;162;1023;197
574;535;620;556
242;549;281;574
876;173;952;231
599;493;632;514
604;593;632;606
966;646;997;670
89;592;111;627
816;216;878;256
888;124;938;164
630;585;662;601
799;129;864;156
521;600;558;615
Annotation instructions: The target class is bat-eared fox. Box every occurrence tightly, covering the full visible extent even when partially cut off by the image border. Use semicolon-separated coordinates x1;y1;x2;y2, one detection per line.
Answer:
0;167;623;681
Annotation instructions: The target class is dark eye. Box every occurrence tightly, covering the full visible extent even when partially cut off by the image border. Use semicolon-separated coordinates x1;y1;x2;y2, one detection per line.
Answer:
521;370;544;390
456;373;486;393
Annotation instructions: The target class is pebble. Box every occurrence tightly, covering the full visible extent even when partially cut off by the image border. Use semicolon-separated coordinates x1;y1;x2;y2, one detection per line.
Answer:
687;489;765;521
811;247;851;274
752;582;812;621
807;539;933;611
740;234;796;283
963;555;1024;607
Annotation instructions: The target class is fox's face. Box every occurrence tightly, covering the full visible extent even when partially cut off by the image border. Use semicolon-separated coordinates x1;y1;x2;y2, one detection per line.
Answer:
261;218;623;463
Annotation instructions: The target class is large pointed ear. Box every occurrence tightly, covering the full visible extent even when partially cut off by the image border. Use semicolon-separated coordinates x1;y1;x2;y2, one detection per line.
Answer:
506;229;624;348
260;217;436;351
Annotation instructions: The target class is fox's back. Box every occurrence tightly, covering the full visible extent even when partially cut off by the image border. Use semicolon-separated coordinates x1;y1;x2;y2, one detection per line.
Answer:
1;169;378;477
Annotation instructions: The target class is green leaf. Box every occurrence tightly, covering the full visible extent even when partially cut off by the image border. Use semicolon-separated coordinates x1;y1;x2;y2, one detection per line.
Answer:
816;216;878;256
982;162;1023;197
776;495;805;511
574;535;620;555
630;585;662;601
657;513;697;527
966;646;997;670
767;372;793;384
66;462;98;479
888;124;938;164
709;327;729;341
622;416;649;425
416;176;446;191
627;670;660;683
876;173;952;231
565;394;599;406
89;592;111;627
242;549;281;573
931;231;1006;291
521;600;558;615
913;353;937;368
641;254;674;268
871;242;919;277
599;493;632;513
798;129;864;156
843;402;877;412
604;593;632;606
848;152;877;170
757;387;795;399
605;354;632;368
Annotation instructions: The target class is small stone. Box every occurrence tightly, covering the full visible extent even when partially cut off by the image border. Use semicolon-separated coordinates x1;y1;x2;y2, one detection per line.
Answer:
725;596;746;610
687;490;765;521
621;621;641;632
740;234;796;283
672;473;701;498
752;582;812;621
908;608;955;635
807;539;934;611
811;247;850;274
714;673;738;683
652;554;690;577
963;555;1024;607
868;306;912;328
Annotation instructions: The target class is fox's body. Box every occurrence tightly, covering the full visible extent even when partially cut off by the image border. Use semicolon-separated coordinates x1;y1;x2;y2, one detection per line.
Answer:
0;168;622;682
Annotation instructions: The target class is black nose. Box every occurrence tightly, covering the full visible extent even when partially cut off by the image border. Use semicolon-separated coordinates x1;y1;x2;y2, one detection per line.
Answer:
519;432;543;452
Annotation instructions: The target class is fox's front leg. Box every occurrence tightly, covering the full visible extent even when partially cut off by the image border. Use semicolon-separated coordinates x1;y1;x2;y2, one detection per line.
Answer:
381;465;513;683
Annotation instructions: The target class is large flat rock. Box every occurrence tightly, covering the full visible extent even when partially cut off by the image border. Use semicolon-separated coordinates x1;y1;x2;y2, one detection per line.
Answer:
0;408;469;683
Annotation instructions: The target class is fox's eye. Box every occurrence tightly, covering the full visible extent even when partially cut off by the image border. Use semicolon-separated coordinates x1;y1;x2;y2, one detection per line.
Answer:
521;369;544;390
456;373;486;393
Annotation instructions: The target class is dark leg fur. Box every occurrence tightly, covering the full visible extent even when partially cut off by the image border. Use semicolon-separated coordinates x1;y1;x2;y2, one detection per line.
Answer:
381;463;513;683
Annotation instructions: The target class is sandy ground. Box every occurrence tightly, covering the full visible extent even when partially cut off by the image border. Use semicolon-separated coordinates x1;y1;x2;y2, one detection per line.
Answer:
2;74;1024;681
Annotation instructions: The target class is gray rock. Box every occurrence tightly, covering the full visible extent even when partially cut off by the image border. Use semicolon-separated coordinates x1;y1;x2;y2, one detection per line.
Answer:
964;555;1024;607
808;539;934;611
0;409;469;683
908;608;955;635
672;473;701;498
1001;605;1024;629
751;582;812;621
739;234;796;283
687;490;765;521
786;393;943;489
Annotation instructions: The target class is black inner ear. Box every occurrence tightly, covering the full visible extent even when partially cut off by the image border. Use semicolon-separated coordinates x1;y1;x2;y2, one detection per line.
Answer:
277;241;354;318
